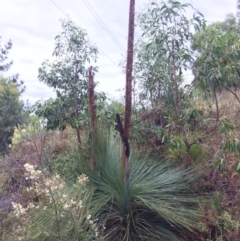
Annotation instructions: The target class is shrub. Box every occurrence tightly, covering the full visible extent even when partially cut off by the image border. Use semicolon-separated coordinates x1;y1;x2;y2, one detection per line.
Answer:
167;135;203;163
85;132;205;241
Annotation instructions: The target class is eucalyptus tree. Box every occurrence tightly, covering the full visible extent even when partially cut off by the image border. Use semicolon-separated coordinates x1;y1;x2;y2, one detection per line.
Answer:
192;15;240;122
133;39;174;111
136;0;205;166
38;19;98;145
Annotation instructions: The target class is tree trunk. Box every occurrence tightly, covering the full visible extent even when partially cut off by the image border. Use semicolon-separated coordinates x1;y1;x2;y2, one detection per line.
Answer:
74;69;81;145
213;88;219;123
173;57;189;167
182;127;191;168
121;0;135;186
88;66;97;169
75;94;81;145
173;63;180;119
88;66;97;135
223;84;240;104
124;0;135;140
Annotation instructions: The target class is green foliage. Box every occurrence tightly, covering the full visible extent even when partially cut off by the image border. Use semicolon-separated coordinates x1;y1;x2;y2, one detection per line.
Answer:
219;118;235;135
193;14;240;105
220;138;240;173
0;36;25;92
218;118;240;173
167;135;202;162
34;97;74;130
211;211;239;241
197;211;239;241
0;36;12;72
11;115;43;146
131;116;165;147
134;1;205;166
0;76;25;154
136;0;205;117
37;19;98;135
96;100;124;130
45;145;85;182
2;3;240;241
190;143;203;160
183;108;204;125
133;39;175;110
85;131;205;241
0;37;26;154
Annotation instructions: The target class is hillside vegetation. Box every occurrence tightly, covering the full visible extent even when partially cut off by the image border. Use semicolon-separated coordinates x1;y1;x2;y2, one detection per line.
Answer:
1;0;240;240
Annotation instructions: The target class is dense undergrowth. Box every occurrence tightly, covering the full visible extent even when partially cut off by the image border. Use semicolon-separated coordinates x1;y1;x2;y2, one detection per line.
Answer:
0;90;240;241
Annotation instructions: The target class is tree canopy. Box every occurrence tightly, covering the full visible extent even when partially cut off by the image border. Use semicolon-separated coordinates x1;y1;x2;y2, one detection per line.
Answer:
193;14;240;121
0;76;25;154
0;37;12;72
0;37;26;154
37;19;98;144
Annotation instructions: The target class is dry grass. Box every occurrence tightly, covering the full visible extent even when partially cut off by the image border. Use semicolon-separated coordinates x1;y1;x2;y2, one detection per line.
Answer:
193;90;240;240
196;90;240;123
218;90;240;125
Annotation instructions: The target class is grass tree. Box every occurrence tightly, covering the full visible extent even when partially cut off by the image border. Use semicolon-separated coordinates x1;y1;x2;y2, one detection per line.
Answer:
119;0;135;185
84;1;205;240
86;130;204;241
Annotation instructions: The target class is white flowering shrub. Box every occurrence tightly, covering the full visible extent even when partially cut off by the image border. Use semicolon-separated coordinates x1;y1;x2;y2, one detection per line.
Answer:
7;163;101;241
77;173;89;186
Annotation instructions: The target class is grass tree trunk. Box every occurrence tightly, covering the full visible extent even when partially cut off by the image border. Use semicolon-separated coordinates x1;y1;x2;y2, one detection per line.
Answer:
182;128;191;168
121;0;135;186
88;66;97;137
88;66;97;169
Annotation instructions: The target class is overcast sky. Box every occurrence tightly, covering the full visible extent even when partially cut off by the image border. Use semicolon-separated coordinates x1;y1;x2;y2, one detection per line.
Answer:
0;0;237;104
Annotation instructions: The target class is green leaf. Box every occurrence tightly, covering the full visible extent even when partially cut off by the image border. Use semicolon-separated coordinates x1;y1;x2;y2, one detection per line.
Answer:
237;162;240;171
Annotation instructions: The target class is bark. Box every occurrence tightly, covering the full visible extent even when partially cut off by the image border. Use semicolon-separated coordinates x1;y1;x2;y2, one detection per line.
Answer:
173;61;180;119
88;66;97;169
182;127;191;168
117;113;130;199
222;84;240;104
213;88;219;123
172;49;189;167
116;114;130;159
123;0;135;139
88;66;97;135
121;0;135;185
74;70;81;145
